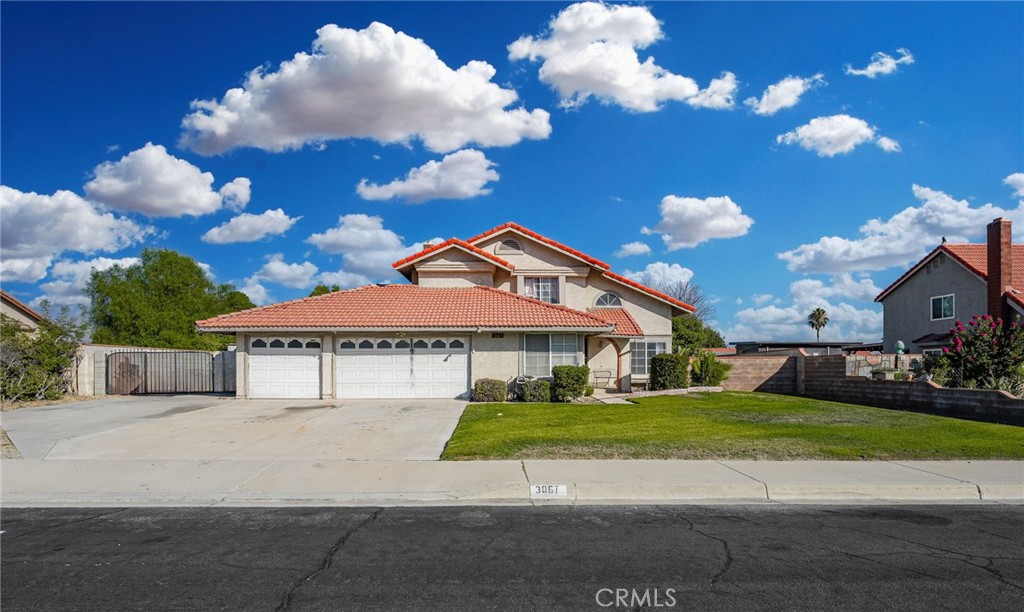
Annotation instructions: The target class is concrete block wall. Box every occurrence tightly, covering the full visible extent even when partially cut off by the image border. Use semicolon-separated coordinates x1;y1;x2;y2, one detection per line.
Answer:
717;356;797;393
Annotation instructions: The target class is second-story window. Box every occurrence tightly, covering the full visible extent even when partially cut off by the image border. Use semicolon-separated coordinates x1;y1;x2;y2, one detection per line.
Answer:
930;294;954;320
524;277;559;304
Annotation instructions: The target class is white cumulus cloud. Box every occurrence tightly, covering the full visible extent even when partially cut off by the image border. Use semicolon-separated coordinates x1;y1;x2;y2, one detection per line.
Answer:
239;278;270;306
777;184;1024;274
318;269;371;289
744;73;824;116
34;257;140;307
642;195;754;250
844;48;915;78
84;143;250;217
356;149;499;204
614;241;652;258
623;261;694;287
509;2;735;112
180;22;550;155
776;114;897;157
1004;172;1024;198
306;213;440;281
0;186;154;282
250;254;319;289
202;209;301;244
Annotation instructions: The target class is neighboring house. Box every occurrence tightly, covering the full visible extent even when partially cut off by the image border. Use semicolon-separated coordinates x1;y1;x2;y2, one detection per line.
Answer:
730;341;877;356
0;289;44;330
196;222;695;399
875;217;1023;354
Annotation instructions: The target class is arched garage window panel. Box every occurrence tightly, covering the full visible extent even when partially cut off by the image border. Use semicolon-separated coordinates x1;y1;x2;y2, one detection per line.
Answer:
395;339;411;349
305;340;321;349
339;340;356;350
251;338;267;349
413;340;429;349
431;339;447;349
596;293;622;307
377;340;393;349
449;339;465;349
287;339;304;349
269;339;286;349
358;340;374;349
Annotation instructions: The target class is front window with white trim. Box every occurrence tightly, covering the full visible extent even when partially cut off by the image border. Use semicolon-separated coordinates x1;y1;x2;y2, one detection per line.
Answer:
523;277;559;304
930;294;954;320
630;340;668;376
525;333;578;377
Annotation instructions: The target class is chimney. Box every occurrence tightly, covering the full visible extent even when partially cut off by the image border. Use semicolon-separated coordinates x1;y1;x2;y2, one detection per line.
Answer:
987;217;1012;321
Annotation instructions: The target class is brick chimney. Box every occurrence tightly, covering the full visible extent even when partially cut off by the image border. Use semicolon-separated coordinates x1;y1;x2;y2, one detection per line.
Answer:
987;217;1012;321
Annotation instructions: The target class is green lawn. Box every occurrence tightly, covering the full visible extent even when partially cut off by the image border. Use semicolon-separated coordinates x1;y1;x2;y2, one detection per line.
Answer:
441;392;1024;460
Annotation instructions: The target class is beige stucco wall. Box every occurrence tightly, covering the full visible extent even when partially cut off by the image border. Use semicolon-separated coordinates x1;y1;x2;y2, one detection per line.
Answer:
586;336;620;389
470;332;522;384
417;271;495;287
235;332;248;398
1;298;40;329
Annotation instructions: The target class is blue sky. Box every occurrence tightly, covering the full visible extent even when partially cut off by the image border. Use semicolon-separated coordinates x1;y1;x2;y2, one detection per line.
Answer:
2;1;1022;342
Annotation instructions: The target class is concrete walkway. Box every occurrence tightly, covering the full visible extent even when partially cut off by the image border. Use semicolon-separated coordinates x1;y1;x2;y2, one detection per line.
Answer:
2;458;1021;507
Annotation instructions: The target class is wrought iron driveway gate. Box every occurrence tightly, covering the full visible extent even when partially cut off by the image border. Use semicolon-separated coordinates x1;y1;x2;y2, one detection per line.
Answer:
106;350;215;395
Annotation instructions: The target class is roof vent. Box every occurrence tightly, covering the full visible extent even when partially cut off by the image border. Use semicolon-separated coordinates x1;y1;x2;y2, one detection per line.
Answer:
423;241;435;250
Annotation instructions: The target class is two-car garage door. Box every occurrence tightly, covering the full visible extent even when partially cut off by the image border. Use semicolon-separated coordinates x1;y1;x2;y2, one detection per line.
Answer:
247;336;469;399
336;338;468;399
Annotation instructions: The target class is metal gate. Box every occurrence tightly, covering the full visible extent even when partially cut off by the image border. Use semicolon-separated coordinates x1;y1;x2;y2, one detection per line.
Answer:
106;350;215;394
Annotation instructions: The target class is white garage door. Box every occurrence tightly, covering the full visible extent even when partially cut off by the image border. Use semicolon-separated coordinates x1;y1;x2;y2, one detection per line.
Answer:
248;337;322;399
336;337;469;399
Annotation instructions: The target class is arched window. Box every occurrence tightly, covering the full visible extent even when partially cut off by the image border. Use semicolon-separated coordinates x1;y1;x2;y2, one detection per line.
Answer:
595;293;622;307
376;340;393;349
395;339;410;349
413;340;429;349
431;339;447;349
339;340;356;349
251;338;267;348
269;339;285;349
449;339;465;349
358;340;374;349
496;239;522;254
287;339;303;349
305;340;321;349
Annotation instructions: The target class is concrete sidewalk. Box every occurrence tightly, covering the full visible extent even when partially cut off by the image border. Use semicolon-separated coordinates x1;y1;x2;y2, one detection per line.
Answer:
2;459;1021;507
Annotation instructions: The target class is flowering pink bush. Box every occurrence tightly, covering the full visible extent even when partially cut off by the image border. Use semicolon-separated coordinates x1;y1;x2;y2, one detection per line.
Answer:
942;315;1024;388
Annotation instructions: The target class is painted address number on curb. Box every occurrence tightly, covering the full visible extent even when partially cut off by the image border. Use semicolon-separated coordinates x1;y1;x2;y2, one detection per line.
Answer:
530;484;568;498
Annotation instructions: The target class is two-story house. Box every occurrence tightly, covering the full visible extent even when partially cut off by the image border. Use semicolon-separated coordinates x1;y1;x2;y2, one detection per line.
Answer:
875;217;1023;354
197;222;695;399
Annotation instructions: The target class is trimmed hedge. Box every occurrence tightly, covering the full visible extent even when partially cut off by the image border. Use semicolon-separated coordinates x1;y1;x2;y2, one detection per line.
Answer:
523;379;550;403
552;365;590;402
472;378;506;402
649;353;688;390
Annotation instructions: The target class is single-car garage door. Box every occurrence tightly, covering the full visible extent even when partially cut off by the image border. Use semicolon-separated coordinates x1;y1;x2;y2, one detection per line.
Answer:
336;337;468;399
249;337;322;399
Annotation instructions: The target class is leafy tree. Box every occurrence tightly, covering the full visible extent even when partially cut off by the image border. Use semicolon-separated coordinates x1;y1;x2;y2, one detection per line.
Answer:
672;315;725;355
1;302;87;401
940;315;1024;391
85;249;254;350
807;307;829;341
309;284;341;297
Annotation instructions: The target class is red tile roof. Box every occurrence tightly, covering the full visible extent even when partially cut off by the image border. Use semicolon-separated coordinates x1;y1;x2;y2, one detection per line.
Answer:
875;243;1024;302
587;307;644;337
392;238;515;272
196;285;616;331
0;289;44;322
601;270;696;313
465;222;612;270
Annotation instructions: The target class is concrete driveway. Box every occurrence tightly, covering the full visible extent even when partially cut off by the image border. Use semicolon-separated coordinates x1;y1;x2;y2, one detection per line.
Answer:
1;395;467;461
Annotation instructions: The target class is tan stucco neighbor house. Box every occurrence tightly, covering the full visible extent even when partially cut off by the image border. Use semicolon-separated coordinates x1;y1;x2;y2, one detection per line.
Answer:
875;217;1023;354
196;222;695;399
1;289;45;330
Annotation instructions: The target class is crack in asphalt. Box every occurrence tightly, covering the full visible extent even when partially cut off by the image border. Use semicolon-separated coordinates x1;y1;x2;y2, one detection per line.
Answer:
7;508;130;539
673;512;734;586
275;508;384;612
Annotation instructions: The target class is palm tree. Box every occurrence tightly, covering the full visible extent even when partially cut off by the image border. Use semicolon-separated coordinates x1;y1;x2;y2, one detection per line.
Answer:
808;307;829;341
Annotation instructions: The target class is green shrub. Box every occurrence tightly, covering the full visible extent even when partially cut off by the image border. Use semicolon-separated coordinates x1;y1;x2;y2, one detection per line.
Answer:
944;315;1024;390
0;303;85;402
690;351;732;386
523;379;550;403
585;384;595;397
472;378;506;402
649;353;688;390
552;365;590;402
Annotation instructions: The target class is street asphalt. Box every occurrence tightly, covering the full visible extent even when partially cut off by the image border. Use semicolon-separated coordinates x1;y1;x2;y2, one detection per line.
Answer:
2;505;1022;611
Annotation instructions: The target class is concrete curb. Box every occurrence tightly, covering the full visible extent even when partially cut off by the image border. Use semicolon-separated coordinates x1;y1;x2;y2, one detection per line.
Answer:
3;458;1021;507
